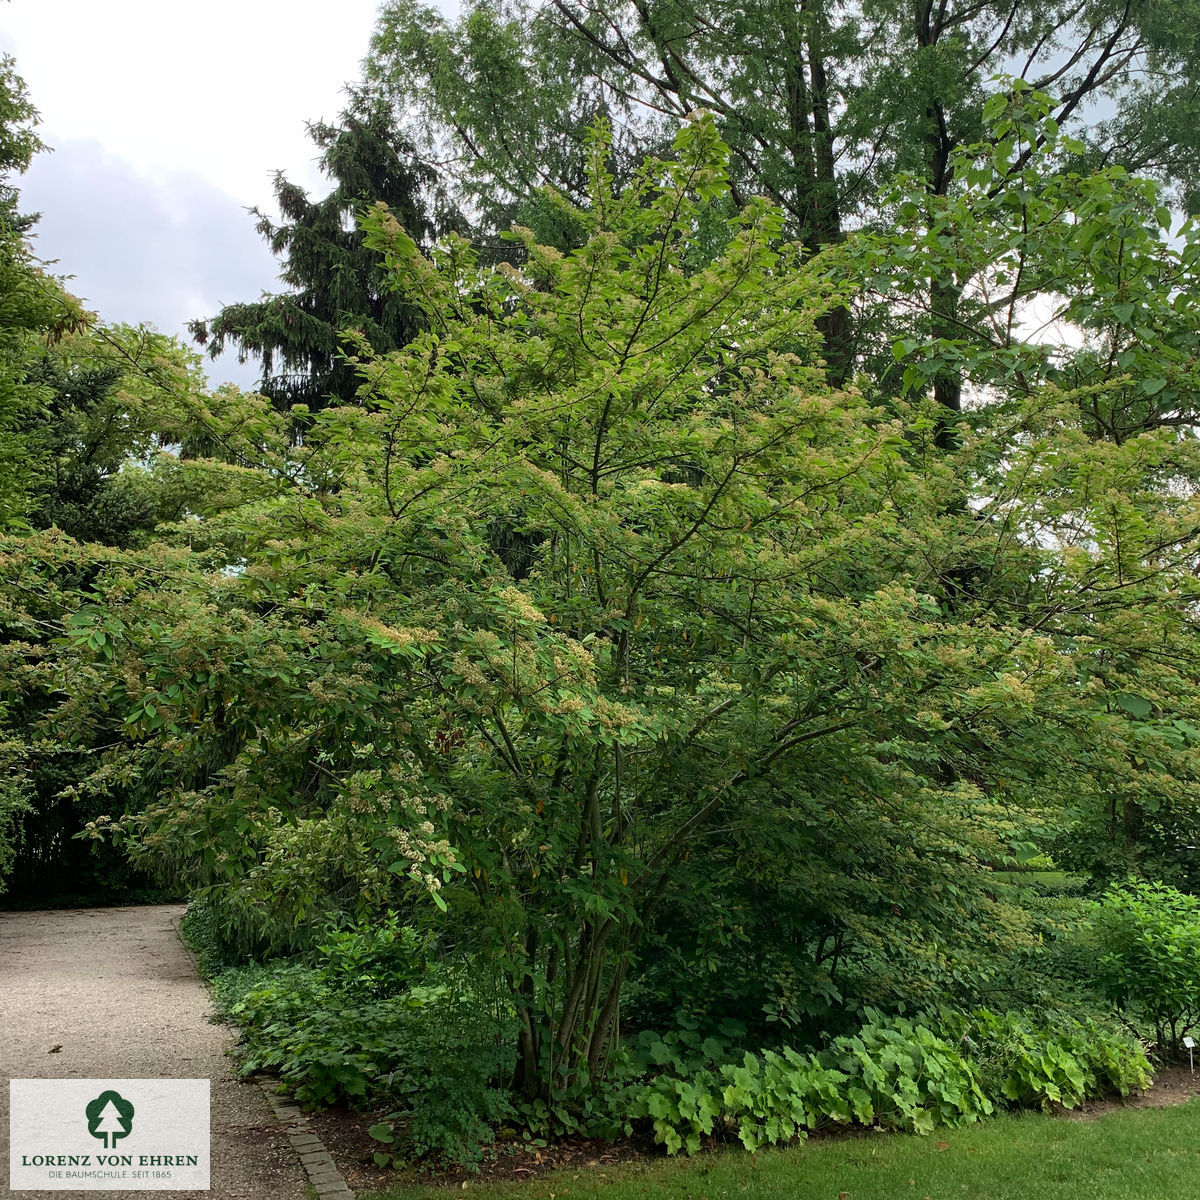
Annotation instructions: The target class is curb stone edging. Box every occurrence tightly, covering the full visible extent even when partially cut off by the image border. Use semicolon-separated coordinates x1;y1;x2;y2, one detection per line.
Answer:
256;1075;356;1200
171;912;352;1195
171;916;355;1197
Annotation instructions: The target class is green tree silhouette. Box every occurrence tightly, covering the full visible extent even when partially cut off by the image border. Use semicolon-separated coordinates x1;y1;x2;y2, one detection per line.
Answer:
85;1090;134;1150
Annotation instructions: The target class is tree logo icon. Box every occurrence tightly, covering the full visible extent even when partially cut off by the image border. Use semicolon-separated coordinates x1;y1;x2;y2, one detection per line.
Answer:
85;1090;135;1149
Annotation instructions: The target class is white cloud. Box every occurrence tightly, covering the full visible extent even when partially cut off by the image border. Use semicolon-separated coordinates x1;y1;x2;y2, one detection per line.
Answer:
0;0;458;387
0;0;384;204
20;137;276;388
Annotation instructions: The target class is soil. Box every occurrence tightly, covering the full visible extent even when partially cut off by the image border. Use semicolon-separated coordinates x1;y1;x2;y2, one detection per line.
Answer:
309;1060;1200;1194
306;1105;655;1195
1057;1062;1200;1120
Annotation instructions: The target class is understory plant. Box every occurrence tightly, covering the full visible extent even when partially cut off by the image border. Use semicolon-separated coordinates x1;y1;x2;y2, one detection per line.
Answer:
951;1009;1151;1107
201;911;518;1166
615;1009;1150;1155
224;965;516;1160
1090;880;1200;1058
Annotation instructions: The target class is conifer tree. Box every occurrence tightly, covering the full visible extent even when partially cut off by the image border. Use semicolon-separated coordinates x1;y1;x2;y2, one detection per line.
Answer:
190;91;441;411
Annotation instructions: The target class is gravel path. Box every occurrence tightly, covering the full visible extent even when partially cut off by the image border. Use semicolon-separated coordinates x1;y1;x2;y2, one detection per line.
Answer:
0;904;308;1199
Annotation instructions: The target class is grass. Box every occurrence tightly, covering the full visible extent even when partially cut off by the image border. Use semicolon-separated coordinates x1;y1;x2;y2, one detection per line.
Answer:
366;1100;1200;1200
990;870;1083;888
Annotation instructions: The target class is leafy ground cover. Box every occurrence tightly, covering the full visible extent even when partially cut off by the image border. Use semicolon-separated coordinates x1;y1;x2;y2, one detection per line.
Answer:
183;893;1157;1171
363;1098;1200;1200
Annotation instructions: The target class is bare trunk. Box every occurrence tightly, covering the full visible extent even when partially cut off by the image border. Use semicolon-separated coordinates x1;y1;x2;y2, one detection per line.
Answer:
931;278;963;448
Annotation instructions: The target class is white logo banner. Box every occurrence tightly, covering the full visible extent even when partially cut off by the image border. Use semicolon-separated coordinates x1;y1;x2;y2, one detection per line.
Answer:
9;1078;210;1191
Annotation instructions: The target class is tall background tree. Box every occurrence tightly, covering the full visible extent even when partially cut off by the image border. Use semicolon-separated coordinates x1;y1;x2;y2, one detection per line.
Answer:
371;0;1200;232
189;90;443;412
367;0;1200;396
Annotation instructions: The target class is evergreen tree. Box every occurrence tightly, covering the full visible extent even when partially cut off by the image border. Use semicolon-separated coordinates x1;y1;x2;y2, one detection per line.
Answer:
189;92;440;411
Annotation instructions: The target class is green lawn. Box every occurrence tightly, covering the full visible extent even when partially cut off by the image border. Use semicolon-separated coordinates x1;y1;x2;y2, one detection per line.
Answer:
990;870;1083;888
368;1100;1200;1200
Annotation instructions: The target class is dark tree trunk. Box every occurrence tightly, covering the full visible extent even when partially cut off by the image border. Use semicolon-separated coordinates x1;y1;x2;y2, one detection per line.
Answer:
931;278;963;449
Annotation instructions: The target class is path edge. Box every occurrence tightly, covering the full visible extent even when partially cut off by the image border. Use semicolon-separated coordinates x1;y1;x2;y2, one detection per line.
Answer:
256;1076;356;1200
171;914;356;1199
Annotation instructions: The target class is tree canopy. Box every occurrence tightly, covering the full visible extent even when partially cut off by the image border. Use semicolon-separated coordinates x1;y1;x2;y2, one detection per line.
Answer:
4;105;1194;1088
369;0;1200;235
189;92;441;413
5;16;1200;1155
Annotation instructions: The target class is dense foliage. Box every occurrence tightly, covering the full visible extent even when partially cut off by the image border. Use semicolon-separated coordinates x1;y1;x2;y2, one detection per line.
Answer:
1091;880;1200;1057
37;110;1197;1086
6;8;1200;1172
614;1009;1149;1155
189;905;1150;1165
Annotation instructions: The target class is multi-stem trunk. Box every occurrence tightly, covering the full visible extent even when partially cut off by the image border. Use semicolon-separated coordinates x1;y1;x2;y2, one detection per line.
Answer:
511;913;631;1098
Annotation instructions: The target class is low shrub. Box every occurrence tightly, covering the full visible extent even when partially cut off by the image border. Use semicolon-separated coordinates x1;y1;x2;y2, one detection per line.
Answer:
614;1008;1150;1155
362;984;516;1165
197;909;1152;1166
222;964;516;1160
1090;879;1200;1057
952;1010;1151;1107
308;913;431;1002
201;910;518;1167
215;963;377;1102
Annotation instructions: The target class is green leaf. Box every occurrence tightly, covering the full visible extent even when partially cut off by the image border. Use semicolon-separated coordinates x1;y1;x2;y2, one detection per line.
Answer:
1115;693;1153;718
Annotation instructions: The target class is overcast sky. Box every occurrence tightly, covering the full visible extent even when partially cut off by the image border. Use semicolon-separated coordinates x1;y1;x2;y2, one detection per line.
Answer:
0;0;441;389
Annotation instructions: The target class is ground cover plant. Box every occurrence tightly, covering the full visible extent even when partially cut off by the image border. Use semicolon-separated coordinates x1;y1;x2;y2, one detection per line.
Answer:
607;1009;1149;1155
184;903;519;1162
